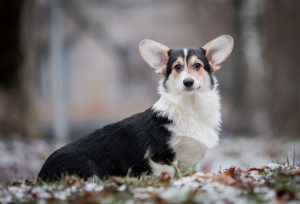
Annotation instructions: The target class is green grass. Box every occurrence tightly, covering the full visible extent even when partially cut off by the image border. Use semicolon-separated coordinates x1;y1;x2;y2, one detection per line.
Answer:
1;157;300;204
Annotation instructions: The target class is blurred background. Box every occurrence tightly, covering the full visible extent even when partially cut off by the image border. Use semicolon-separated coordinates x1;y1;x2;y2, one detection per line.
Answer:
0;0;299;182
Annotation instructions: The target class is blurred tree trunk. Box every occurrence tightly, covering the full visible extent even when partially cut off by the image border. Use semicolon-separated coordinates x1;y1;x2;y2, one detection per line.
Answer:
230;0;271;135
230;0;250;134
265;0;300;135
0;0;39;138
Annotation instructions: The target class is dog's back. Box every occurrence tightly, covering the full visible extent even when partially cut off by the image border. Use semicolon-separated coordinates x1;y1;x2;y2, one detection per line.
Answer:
38;108;174;181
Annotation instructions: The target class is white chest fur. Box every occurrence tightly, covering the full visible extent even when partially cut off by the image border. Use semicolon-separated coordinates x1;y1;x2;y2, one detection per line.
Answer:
152;86;221;170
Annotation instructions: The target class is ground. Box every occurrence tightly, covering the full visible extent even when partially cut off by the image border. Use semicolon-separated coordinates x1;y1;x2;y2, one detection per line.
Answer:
0;136;299;203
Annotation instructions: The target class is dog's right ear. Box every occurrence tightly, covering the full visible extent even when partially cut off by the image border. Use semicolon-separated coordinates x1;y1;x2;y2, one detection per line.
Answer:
139;40;170;75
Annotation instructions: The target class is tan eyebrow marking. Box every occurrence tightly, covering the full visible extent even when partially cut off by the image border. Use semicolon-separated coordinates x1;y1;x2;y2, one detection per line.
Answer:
187;55;205;77
188;55;204;68
172;56;185;79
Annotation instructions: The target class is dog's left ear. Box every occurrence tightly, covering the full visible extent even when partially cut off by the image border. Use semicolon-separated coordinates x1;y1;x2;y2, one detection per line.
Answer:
202;35;234;72
139;39;170;75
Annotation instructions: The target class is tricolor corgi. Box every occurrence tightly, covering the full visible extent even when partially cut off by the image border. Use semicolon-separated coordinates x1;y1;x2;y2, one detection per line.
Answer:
38;35;234;181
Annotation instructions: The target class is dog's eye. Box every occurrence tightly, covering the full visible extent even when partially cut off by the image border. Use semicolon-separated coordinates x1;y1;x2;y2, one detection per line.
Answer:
195;63;201;70
174;64;181;72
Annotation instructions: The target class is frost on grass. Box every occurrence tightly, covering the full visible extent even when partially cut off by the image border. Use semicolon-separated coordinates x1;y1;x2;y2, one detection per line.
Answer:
0;138;50;182
0;163;299;204
0;137;299;203
1;136;299;182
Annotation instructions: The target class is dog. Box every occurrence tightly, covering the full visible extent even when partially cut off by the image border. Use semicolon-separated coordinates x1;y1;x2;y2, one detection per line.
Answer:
38;35;234;181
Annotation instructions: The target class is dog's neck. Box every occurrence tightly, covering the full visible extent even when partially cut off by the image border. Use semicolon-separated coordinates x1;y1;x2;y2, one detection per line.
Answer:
152;79;221;149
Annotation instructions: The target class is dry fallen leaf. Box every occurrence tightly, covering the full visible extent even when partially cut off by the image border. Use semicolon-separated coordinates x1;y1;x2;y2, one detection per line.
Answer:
284;168;300;176
246;168;265;173
74;179;85;188
25;179;36;185
111;176;123;186
212;173;236;186
64;176;79;186
160;172;171;182
150;191;170;204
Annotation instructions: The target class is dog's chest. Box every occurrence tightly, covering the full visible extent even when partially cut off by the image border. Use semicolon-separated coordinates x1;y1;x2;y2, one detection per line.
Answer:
169;110;219;170
153;92;221;170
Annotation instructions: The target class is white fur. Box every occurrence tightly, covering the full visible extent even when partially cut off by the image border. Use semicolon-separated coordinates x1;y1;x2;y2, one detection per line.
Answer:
183;48;188;61
139;36;233;173
148;159;175;177
152;78;221;171
203;35;234;71
177;66;202;93
139;40;169;74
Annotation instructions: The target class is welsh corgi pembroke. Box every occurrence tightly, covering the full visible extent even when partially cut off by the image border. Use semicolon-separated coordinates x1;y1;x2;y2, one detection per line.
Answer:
38;35;234;181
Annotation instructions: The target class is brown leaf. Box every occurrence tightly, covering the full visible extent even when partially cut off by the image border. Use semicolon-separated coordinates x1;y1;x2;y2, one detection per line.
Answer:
150;192;170;204
246;168;265;173
98;189;113;197
25;188;32;194
103;184;119;193
221;174;236;186
235;177;256;192
187;189;201;201
183;173;194;177
74;179;85;188
12;181;22;186
111;176;123;186
224;167;238;178
160;172;171;182
284;169;300;176
79;192;99;203
205;168;211;174
25;179;34;186
235;167;244;173
64;176;79;187
223;198;234;204
223;167;241;180
212;173;236;186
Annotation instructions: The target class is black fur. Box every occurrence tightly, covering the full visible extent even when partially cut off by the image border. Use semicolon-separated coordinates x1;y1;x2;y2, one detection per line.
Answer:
38;108;174;182
165;49;184;81
186;48;211;73
164;48;214;89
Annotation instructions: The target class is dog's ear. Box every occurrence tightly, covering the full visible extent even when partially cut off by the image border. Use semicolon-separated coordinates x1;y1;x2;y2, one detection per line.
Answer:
139;39;170;75
202;35;234;72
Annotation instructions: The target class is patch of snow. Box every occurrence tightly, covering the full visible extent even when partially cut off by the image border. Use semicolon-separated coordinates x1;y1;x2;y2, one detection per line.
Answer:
84;183;98;191
201;137;300;173
267;163;280;170
0;195;12;204
94;185;104;192
160;186;191;203
31;187;52;199
133;193;150;200
53;191;67;200
37;200;47;204
118;184;126;191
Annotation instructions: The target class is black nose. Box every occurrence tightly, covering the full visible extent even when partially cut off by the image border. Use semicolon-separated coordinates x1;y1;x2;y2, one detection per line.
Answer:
183;78;194;88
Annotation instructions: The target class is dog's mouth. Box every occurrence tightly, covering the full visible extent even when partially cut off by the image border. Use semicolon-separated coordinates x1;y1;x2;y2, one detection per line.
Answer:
185;87;194;92
185;86;200;92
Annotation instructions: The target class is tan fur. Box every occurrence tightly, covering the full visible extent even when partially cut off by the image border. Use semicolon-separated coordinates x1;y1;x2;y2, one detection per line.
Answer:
202;35;234;72
171;56;184;79
189;66;206;78
187;55;206;78
138;40;170;75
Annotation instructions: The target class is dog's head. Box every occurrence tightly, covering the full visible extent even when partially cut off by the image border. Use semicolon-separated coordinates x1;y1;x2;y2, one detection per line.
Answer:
139;35;233;94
